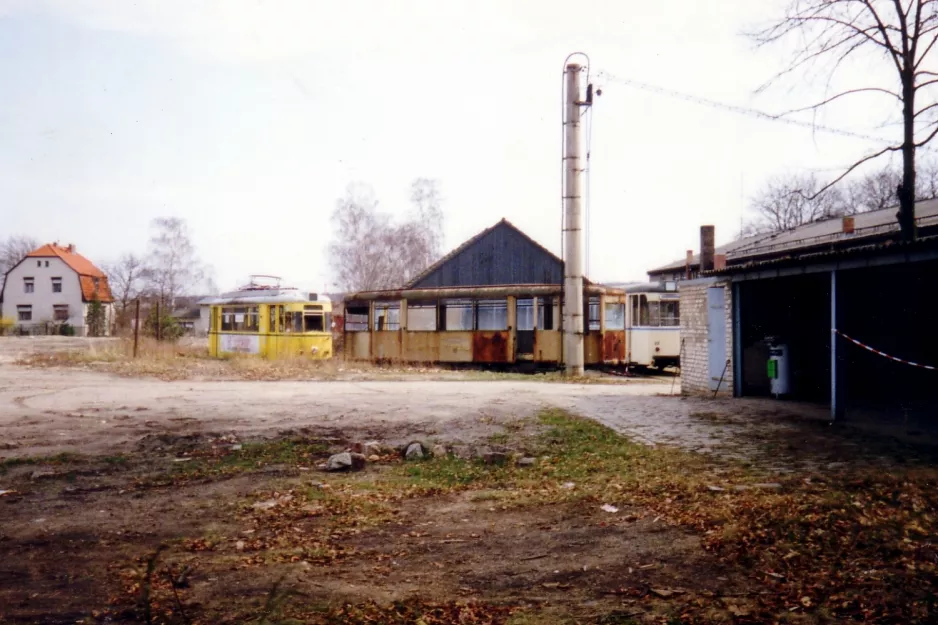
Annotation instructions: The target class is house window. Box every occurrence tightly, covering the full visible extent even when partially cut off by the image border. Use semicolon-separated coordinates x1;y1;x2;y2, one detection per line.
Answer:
54;305;69;322
37;260;41;267
17;305;32;322
45;261;49;267
52;277;62;293
23;278;34;293
374;302;401;331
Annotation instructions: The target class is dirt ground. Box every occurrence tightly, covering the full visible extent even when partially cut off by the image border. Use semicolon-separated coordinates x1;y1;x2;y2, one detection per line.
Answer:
1;337;936;624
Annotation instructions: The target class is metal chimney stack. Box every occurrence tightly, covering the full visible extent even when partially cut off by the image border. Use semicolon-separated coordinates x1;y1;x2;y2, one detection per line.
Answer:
562;63;586;376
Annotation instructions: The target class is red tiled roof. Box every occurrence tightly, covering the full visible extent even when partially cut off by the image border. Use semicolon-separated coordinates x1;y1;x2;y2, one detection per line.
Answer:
26;244;114;302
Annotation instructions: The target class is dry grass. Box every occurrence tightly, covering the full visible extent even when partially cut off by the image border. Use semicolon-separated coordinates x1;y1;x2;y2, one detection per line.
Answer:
15;338;467;381
13;337;656;384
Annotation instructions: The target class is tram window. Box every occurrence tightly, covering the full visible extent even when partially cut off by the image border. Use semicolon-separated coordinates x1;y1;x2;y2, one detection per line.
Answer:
648;301;661;327
246;307;259;332
477;299;508;331
639;295;651;326
631;295;639;327
268;306;278;333
587;296;601;332
407;301;437;331
660;300;680;327
442;299;473;331
345;306;369;332
516;298;534;331
537;297;554;330
374;302;400;331
304;314;324;332
292;311;303;333
605;302;625;330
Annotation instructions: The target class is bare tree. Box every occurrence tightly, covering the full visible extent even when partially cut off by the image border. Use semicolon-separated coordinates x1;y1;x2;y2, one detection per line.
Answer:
744;173;847;234
0;235;39;289
146;217;204;308
408;178;445;266
754;0;938;241
328;181;445;292
102;253;149;329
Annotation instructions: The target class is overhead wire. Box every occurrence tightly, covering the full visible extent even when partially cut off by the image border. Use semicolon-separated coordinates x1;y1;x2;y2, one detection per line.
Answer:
597;70;937;152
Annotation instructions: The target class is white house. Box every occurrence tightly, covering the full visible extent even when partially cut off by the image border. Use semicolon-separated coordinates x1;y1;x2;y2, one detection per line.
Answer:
1;243;115;336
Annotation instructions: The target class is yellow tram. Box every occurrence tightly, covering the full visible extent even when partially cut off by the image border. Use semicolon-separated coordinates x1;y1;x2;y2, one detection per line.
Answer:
207;277;333;359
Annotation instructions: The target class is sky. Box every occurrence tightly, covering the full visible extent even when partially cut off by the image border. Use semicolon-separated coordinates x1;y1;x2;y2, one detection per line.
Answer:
0;0;908;292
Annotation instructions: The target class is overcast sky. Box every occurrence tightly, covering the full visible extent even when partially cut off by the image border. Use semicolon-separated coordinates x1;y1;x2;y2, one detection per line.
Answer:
0;0;907;291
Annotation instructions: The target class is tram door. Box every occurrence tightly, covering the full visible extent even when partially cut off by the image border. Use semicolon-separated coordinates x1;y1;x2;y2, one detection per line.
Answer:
516;298;535;359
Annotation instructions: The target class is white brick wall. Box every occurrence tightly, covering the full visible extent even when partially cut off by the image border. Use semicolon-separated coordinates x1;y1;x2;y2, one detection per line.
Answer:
679;280;733;396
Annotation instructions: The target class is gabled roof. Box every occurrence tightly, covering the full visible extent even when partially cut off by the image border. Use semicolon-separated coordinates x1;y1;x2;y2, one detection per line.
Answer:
405;218;584;288
23;243;113;302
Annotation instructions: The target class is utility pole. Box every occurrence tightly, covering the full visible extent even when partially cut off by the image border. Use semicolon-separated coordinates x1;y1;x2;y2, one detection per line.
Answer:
563;62;588;376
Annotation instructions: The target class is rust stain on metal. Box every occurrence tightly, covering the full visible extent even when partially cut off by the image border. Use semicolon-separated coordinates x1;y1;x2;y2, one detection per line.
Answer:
472;331;509;363
603;331;625;362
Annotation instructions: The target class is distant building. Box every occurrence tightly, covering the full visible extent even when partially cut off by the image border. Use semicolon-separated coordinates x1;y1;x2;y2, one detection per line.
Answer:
0;243;114;336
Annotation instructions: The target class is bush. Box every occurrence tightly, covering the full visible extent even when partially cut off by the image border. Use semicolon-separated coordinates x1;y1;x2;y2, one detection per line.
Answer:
0;317;14;336
144;307;184;342
59;323;76;336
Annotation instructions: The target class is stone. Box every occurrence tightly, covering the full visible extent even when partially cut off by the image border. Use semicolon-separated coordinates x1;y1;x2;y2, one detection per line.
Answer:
367;454;380;463
431;444;447;458
252;499;278;511
235;540;245;551
363;441;383;457
326;452;366;472
405;443;425;461
482;451;507;466
707;485;725;492
326;452;352;471
516;457;536;467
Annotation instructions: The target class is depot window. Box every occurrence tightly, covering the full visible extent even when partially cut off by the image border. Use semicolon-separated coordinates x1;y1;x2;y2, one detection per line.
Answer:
374;302;400;331
587;296;601;332
605;302;625;330
407;301;437;331
516;298;534;331
345;306;369;332
537;296;554;330
441;299;473;331
476;299;508;331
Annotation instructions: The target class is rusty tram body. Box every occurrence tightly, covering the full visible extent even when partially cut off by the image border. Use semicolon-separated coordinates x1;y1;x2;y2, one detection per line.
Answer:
342;284;628;368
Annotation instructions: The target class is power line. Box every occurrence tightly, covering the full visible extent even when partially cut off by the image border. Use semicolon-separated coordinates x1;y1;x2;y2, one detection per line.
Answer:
597;71;929;149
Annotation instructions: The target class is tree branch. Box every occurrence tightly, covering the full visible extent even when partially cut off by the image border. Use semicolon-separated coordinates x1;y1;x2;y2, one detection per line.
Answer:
861;0;907;74
915;100;938;117
810;145;903;200
915;119;938;145
773;87;903;117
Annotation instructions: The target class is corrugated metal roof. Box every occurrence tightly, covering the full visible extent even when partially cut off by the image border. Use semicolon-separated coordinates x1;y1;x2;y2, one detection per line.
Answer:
649;198;938;274
708;233;938;274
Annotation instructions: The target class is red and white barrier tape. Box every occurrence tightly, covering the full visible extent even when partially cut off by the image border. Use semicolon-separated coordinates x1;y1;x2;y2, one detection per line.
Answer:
834;329;936;371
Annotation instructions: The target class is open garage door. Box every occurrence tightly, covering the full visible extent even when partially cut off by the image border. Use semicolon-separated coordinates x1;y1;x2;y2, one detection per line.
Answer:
737;274;831;402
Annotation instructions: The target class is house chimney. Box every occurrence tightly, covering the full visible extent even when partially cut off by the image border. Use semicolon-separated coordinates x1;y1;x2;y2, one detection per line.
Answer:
714;253;727;270
685;250;693;280
66;244;75;253
842;216;855;234
700;225;715;272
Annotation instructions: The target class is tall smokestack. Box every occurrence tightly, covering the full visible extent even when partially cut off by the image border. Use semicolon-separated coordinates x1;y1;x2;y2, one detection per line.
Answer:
700;225;715;273
562;61;587;376
685;250;693;280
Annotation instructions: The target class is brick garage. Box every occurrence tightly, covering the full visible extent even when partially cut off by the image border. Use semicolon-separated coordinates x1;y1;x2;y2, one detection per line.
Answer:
679;279;733;396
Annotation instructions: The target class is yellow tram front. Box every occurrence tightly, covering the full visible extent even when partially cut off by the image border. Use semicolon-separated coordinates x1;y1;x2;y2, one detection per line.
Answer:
208;289;333;359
